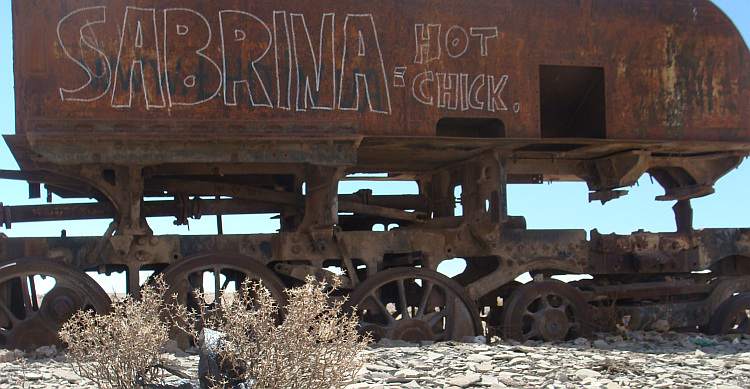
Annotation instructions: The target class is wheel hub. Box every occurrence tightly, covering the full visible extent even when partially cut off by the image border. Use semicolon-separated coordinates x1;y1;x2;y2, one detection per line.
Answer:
391;319;435;342
538;308;570;341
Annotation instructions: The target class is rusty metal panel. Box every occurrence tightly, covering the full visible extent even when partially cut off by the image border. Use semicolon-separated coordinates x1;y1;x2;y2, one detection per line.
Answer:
10;0;749;146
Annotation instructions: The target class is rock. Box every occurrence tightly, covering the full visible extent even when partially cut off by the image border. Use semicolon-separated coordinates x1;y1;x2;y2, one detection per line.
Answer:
466;354;492;362
52;369;81;383
723;333;742;342
448;373;481;388
1;330;749;389
574;338;590;346
593;339;608;348
0;349;23;363
163;339;188;357
376;338;395;347
197;328;252;389
575;368;603;379
461;335;486;344
34;345;57;359
394;369;421;379
24;372;44;380
650;319;670;332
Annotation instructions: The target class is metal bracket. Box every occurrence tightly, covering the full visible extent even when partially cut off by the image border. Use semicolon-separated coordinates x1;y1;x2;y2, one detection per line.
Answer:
0;202;10;229
274;262;353;289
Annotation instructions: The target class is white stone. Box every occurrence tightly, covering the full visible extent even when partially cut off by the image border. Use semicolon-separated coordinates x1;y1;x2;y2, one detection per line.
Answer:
448;373;482;388
593;339;608;348
467;354;492;362
0;349;23;363
394;369;421;379
574;338;591;346
475;362;493;372
575;368;603;379
461;335;487;344
34;345;57;358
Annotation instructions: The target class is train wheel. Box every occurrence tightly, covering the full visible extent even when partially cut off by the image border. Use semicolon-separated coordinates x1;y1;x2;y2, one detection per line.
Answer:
708;293;750;335
160;252;287;339
502;279;590;342
345;267;482;342
0;258;111;350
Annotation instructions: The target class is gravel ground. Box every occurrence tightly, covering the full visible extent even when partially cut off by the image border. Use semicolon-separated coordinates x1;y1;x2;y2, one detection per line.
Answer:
1;332;749;388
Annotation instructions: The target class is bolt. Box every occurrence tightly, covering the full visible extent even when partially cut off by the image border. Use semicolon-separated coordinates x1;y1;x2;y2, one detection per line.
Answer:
50;296;75;322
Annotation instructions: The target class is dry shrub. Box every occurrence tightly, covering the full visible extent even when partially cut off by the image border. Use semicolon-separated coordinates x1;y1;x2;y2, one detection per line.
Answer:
173;276;370;389
59;277;169;389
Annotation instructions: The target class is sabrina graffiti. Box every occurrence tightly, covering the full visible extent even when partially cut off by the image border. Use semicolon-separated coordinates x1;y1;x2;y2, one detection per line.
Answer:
56;6;513;115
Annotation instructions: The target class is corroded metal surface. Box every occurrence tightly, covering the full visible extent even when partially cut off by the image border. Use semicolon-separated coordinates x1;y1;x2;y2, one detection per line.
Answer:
11;0;749;140
2;0;750;345
0;258;111;350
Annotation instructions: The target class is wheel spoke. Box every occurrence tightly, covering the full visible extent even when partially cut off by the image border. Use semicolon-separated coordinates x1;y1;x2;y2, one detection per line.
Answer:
415;281;434;319
737;317;750;334
366;294;397;326
28;276;39;311
443;295;456;332
20;276;34;317
524;326;541;340
0;298;20;326
397;279;409;319
540;294;551;309
426;309;447;327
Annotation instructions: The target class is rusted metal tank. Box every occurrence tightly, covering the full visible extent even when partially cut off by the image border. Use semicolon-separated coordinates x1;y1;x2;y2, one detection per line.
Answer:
1;0;750;350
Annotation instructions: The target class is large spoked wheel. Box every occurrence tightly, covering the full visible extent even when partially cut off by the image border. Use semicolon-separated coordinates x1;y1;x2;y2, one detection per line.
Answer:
0;258;111;350
161;252;287;325
502;280;590;342
345;267;482;342
708;293;750;335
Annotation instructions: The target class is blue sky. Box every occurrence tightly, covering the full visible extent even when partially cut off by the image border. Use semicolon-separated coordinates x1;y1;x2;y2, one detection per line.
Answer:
0;0;748;240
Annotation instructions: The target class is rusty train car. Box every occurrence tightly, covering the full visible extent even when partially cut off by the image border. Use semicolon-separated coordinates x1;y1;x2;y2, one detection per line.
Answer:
2;0;750;350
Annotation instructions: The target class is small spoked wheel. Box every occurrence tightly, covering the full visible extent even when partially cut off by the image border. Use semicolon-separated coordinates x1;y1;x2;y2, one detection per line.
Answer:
502;279;590;342
708;293;750;335
161;252;287;313
0;258;111;350
345;267;482;342
160;252;287;347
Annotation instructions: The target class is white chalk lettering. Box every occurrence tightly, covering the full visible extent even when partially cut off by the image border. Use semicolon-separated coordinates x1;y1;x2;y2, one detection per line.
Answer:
111;7;166;109
412;71;434;105
273;11;292;110
55;8;514;117
394;67;407;88
445;26;469;58
220;10;273;107
413;24;441;64
338;14;391;114
468;74;486;110
291;13;336;111
164;8;222;106
437;73;460;110
57;6;112;102
469;27;498;57
487;74;508;111
411;72;508;113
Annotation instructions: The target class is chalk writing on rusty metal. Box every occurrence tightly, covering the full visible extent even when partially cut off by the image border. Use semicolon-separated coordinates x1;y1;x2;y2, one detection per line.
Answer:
56;6;513;114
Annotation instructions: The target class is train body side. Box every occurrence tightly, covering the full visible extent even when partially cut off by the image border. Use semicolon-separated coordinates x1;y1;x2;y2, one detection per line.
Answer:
3;1;750;350
9;0;750;145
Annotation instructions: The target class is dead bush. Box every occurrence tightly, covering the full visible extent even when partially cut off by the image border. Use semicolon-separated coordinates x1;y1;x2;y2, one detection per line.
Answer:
59;277;169;389
172;276;370;389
